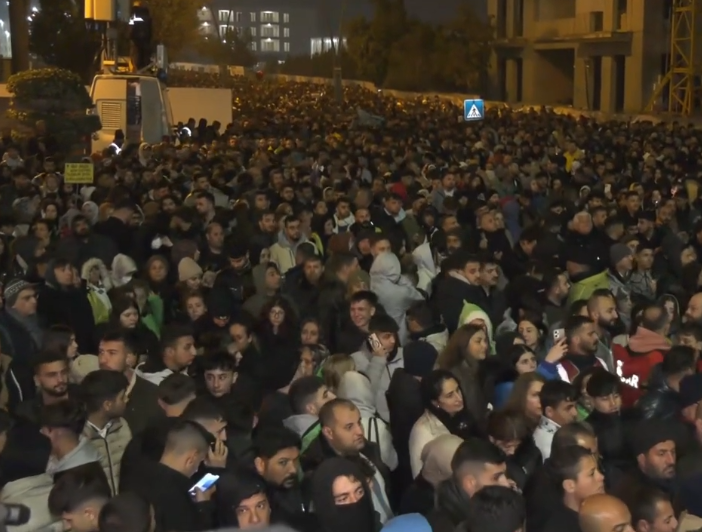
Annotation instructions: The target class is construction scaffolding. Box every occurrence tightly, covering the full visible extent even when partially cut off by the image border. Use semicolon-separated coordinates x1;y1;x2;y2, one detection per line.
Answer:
645;0;702;115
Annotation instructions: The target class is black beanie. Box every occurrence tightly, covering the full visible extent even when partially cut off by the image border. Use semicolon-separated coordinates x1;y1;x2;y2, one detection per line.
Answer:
403;341;439;378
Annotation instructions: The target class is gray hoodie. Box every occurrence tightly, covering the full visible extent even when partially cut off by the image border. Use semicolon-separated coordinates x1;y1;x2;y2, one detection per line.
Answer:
283;414;318;438
46;438;102;474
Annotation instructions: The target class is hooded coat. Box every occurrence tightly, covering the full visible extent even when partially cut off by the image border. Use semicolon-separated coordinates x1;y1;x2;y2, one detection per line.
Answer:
310;458;380;532
337;371;398;471
370;253;424;345
350;342;404;423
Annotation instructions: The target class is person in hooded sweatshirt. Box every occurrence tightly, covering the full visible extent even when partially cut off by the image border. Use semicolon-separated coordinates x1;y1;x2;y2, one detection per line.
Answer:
215;469;274;530
135;324;197;385
351;314;404;422
337;371;398;471
243;261;297;319
310;457;380;532
370;252;424;345
37;258;96;354
39;401;107;484
283;376;336;453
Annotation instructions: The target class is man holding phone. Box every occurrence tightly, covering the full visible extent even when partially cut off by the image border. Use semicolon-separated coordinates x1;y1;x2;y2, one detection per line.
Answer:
122;420;216;532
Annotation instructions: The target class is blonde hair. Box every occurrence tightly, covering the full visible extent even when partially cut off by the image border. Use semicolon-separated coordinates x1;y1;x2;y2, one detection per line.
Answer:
321;354;356;392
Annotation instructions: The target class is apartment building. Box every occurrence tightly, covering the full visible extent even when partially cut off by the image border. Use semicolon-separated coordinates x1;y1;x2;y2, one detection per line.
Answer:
201;0;320;59
488;0;672;113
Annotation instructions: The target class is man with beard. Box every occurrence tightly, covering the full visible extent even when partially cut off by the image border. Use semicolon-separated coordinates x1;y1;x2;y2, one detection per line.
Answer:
270;215;314;275
612;420;679;508
55;214;117;269
253;427;311;525
214;241;255;317
16;351;75;425
283;254;324;317
587;289;620;371
558;316;609;384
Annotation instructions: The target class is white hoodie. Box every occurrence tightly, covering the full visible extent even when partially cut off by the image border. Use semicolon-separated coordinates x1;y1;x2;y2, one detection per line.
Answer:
337;371;398;471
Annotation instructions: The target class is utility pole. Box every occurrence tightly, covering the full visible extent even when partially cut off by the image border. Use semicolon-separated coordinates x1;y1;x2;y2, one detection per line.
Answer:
8;0;30;72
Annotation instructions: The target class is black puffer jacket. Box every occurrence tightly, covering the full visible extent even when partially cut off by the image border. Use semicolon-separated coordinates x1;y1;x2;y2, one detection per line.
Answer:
507;437;542;490
634;364;682;421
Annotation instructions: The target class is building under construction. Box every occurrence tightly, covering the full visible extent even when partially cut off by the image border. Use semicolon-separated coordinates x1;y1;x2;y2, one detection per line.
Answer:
488;0;702;115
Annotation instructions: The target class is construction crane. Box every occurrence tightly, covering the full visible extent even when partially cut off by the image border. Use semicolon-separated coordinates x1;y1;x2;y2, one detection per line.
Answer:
645;0;702;115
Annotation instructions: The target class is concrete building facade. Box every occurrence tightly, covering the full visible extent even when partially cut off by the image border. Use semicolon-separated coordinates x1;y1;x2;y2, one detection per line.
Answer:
488;0;672;113
199;0;321;60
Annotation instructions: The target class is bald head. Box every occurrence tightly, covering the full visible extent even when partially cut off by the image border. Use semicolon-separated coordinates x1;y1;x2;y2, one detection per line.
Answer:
579;494;633;532
685;293;702;323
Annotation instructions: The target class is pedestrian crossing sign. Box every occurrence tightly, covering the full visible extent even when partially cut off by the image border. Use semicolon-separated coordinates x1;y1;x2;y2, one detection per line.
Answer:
464;99;485;122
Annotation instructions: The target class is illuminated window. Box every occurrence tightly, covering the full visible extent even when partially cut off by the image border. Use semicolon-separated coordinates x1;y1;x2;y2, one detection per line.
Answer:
235;12;243;22
260;38;280;52
261;24;279;37
260;11;279;23
309;37;346;56
250;12;256;22
250;41;257;51
284;42;290;52
218;10;230;22
250;27;256;36
283;13;289;23
283;27;289;37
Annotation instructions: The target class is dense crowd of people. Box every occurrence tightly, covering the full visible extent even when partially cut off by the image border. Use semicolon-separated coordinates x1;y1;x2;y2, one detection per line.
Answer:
0;74;701;532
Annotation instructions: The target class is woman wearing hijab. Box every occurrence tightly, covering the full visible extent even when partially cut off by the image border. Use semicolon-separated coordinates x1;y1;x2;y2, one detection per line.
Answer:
311;457;380;532
399;434;462;516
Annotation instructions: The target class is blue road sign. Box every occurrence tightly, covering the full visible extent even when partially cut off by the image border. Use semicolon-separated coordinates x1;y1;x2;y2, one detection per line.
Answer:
464;99;485;122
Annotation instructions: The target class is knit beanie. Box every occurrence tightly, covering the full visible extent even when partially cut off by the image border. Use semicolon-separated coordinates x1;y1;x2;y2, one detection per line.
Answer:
178;257;203;282
403;341;439;378
609;243;632;268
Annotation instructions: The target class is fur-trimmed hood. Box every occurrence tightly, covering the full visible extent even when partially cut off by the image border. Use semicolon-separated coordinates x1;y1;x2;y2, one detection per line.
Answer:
81;257;113;289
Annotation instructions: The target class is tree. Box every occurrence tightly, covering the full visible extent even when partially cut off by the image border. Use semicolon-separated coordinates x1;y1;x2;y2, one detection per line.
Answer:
198;28;256;68
147;0;203;58
343;0;492;92
344;0;407;85
29;0;101;82
6;68;101;157
383;21;438;91
433;2;493;91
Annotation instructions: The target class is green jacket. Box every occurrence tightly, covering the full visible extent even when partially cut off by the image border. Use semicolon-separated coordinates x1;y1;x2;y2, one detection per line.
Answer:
141;294;164;339
568;270;609;305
